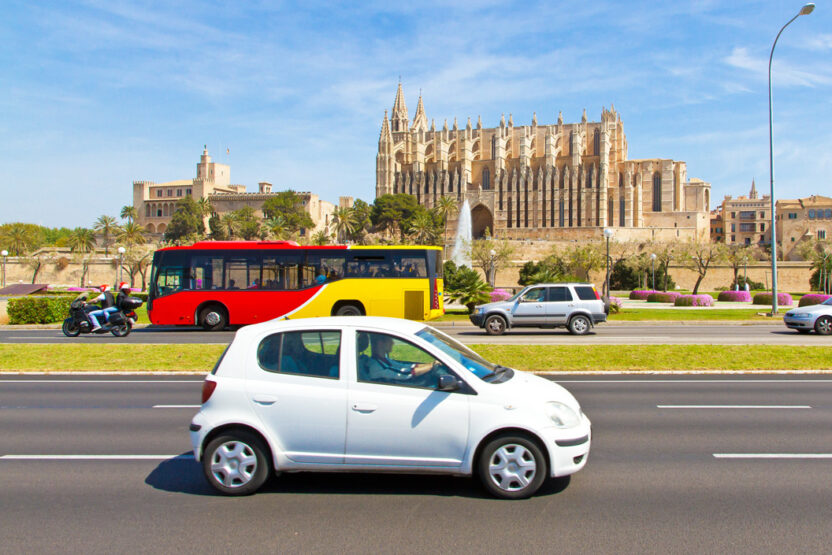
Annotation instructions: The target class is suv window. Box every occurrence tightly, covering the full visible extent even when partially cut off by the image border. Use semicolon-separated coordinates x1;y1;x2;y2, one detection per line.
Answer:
574;286;598;301
548;286;572;302
522;288;546;302
257;330;341;379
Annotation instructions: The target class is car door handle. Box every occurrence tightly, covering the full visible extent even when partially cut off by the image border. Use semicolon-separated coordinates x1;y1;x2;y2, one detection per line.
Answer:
352;403;377;413
253;395;277;405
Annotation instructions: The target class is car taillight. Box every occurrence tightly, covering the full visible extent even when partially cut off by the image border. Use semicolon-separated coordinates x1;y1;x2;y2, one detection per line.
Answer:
202;379;218;404
593;288;600;300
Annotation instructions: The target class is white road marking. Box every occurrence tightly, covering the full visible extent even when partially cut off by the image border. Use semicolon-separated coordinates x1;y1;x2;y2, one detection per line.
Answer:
658;405;812;409
0;454;194;460
714;454;832;459
153;405;200;408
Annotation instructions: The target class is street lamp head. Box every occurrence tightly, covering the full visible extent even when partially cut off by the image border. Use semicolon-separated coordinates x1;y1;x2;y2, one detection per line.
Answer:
489;249;496;257
603;228;614;239
1;250;7;257
651;254;657;260
800;3;815;16
117;247;126;254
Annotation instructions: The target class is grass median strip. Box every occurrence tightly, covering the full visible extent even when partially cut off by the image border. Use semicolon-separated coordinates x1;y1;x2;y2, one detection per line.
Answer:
1;344;832;372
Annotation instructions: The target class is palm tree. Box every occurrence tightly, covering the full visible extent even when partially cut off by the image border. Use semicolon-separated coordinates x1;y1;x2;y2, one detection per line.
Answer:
1;223;33;256
409;211;439;245
67;228;97;253
120;205;137;224
265;215;288;240
330;207;356;243
311;230;330;245
435;196;459;246
94;215;121;256
117;222;146;247
220;213;240;239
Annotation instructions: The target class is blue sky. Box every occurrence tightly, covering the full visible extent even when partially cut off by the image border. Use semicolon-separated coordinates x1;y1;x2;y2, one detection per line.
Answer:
2;0;831;228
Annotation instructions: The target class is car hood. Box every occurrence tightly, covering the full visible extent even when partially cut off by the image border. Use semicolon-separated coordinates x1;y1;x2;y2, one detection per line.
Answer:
787;304;832;315
490;371;582;413
476;301;512;312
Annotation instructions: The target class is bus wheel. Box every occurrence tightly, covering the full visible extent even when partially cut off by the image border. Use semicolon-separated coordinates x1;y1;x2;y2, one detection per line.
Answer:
200;305;228;331
334;303;364;317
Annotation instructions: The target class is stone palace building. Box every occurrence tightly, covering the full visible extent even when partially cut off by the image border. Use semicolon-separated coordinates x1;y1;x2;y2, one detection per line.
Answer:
376;84;711;243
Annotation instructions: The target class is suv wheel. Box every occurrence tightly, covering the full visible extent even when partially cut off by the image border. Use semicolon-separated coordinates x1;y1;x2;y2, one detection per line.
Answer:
478;435;547;499
485;314;507;336
568;315;591;336
203;431;270;496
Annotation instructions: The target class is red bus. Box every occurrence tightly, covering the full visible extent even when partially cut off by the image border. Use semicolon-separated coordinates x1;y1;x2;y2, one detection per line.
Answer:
148;241;444;330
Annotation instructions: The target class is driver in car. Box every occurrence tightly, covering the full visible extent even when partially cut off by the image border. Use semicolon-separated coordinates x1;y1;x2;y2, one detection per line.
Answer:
364;334;439;384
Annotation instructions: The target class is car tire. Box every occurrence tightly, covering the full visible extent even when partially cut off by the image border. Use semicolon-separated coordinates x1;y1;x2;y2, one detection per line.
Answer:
478;434;547;499
62;318;81;337
815;316;832;336
200;305;228;331
334;303;364;317
203;431;270;496
485;314;507;336
568;315;591;336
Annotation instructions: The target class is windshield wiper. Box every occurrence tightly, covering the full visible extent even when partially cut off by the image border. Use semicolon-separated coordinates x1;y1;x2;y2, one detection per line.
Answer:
482;365;511;381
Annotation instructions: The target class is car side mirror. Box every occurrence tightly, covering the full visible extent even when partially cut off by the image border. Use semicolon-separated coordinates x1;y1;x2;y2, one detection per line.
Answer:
437;374;461;392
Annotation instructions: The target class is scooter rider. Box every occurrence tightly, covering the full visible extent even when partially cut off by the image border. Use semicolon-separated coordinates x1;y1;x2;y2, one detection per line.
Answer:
87;284;117;332
115;282;132;310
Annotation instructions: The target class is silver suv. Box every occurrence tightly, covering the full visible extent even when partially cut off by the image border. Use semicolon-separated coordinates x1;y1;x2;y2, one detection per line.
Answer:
469;283;608;336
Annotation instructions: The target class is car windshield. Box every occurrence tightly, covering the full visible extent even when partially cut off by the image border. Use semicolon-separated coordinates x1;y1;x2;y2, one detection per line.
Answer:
823;297;832;306
505;286;528;302
416;327;512;383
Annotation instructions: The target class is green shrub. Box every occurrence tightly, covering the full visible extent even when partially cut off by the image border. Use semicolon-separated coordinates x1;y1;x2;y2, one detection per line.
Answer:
646;292;681;303
7;296;75;324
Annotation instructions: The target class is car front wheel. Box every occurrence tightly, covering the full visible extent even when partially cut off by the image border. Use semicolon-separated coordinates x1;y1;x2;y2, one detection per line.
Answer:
815;316;832;336
203;431;270;496
478;435;547;499
485;314;507;335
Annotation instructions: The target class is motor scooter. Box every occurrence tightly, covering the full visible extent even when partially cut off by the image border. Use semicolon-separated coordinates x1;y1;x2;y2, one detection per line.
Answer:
61;297;143;337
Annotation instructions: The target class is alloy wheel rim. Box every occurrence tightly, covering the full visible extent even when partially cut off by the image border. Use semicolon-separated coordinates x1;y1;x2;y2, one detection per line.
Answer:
210;441;257;488
488;443;537;492
488;318;504;332
819;318;831;333
573;318;588;332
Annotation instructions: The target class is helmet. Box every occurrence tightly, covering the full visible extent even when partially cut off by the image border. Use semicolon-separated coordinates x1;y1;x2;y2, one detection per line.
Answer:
99;284;109;292
118;282;130;292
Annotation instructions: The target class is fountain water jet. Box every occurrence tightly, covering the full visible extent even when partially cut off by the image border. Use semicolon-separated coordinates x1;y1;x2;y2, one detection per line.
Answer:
452;199;472;268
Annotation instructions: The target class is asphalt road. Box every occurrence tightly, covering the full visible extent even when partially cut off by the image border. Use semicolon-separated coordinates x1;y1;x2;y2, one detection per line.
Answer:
1;322;827;345
1;375;831;553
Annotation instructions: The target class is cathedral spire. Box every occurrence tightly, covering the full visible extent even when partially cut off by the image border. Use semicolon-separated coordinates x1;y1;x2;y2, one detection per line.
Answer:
411;92;428;132
582;108;587;123
558;111;563;126
749;178;758;199
477;115;482;129
379;110;392;144
508;113;513;127
532;112;537;126
391;82;409;133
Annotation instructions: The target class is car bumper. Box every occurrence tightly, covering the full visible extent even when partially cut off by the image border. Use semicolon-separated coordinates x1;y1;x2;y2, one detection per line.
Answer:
784;317;815;329
592;313;607;324
189;411;209;462
542;413;592;478
469;313;485;327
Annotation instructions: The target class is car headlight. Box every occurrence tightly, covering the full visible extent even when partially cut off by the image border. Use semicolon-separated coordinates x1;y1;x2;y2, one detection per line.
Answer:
477;307;485;314
545;401;581;428
789;313;812;319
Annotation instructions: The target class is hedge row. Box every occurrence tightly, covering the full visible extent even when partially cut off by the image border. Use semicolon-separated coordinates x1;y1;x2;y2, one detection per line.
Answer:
753;292;793;306
8;296;75;324
717;290;752;302
798;294;831;307
675;294;714;307
646;292;681;303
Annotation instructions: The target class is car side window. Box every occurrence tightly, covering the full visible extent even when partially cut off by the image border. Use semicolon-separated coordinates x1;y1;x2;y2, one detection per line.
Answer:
257;330;341;379
574;286;598;301
356;331;453;390
522;288;546;302
548;286;572;302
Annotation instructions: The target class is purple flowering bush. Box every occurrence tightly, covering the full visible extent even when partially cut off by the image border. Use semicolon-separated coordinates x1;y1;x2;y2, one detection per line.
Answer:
629;290;659;300
608;296;623;314
675;294;714;307
798;294;831;307
489;288;513;303
753;292;793;306
717;290;752;302
646;292;682;303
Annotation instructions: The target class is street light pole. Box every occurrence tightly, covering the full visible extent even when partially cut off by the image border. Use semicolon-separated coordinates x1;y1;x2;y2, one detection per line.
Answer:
603;228;614;297
117;246;126;285
768;3;815;314
651;253;656;291
1;250;7;289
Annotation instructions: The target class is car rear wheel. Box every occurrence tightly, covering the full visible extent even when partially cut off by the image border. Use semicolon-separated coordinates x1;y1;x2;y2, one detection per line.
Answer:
203;431;270;496
485;314;507;336
478;435;547;499
568;315;591;336
815;316;832;336
334;303;364;316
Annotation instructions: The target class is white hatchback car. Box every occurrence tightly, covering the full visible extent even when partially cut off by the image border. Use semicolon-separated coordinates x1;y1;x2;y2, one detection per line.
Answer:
190;316;591;499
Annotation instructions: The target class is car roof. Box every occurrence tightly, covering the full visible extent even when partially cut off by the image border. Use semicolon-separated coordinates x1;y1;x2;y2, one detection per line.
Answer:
526;283;596;287
234;315;428;341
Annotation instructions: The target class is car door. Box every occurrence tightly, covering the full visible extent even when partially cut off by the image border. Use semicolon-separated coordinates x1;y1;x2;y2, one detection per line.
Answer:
346;330;471;468
545;285;574;325
511;286;547;326
246;329;347;464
